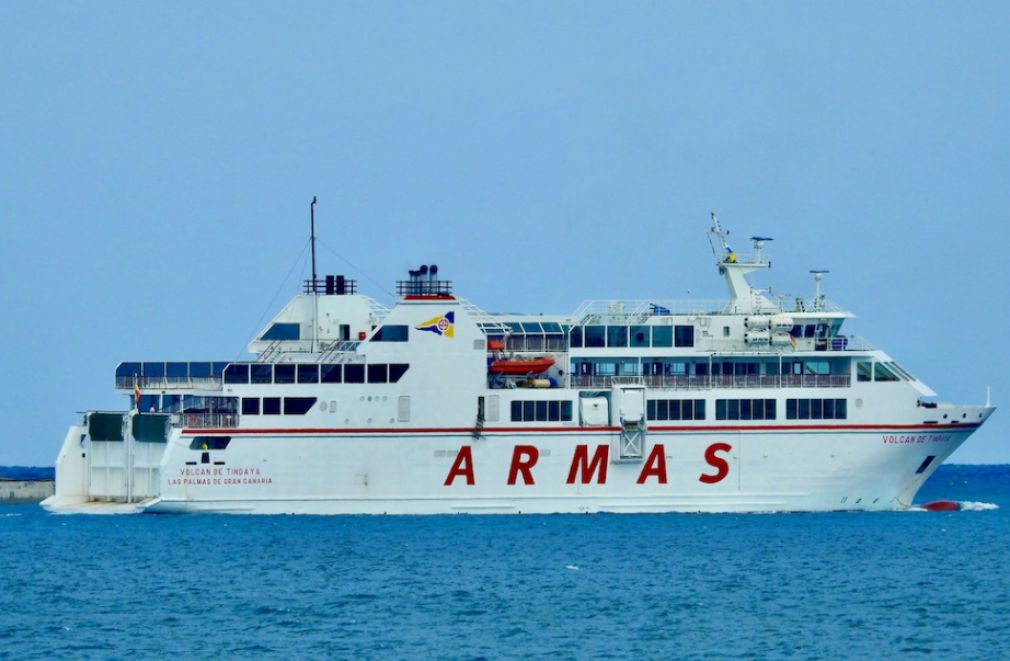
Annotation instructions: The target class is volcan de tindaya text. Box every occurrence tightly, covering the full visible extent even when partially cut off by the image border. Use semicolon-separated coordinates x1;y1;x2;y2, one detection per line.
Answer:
44;215;994;514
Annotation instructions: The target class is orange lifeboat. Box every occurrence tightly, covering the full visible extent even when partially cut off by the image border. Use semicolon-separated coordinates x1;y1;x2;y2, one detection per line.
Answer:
490;357;555;375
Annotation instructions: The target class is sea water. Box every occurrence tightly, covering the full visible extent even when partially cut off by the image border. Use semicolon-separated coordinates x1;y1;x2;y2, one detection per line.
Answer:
1;465;1007;659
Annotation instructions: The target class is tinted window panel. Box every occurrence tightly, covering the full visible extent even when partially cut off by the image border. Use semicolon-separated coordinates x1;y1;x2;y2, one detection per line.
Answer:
262;322;300;340
320;364;342;383
584;326;605;347
389;364;410;383
189;362;212;378
372;325;408;342
367;364;388;384
561;401;573;422
297;364;320;384
284;397;317;415
511;400;521;422
274;364;295;384
674;325;695;347
344;364;365;384
224;364;250;384
251;364;272;384
262;397;281;415
652;326;673;347
241;398;259;415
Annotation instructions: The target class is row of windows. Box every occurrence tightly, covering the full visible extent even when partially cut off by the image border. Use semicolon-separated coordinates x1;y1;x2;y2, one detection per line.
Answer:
786;399;848;420
241;397;317;416
569;325;695;349
716;399;777;421
573;358;847;377
224;363;409;385
510;400;574;422
647;399;706;421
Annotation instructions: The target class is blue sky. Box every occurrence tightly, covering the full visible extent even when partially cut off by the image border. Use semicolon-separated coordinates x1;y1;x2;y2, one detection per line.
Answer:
1;2;1008;464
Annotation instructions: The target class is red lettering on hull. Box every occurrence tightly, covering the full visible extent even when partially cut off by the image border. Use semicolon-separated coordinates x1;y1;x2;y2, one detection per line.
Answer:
699;442;732;484
636;444;668;484
507;445;539;485
444;446;475;486
566;445;609;484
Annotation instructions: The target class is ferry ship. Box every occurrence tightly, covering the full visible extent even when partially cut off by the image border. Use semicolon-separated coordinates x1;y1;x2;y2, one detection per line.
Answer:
43;210;994;514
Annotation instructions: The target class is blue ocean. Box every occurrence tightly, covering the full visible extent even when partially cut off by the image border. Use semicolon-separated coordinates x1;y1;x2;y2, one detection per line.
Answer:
1;465;1007;659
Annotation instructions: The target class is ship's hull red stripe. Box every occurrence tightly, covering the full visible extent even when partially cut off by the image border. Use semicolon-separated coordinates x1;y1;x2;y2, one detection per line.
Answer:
182;423;981;435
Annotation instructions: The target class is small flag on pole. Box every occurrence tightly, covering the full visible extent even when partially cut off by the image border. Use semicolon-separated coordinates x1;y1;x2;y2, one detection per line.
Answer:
134;378;141;410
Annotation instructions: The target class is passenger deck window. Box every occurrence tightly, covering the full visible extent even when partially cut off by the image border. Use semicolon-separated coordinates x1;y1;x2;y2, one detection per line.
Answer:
273;364;295;384
344;364;365;384
297;364;320;384
284;397;317;415
251;364;272;384
389;364;410;383
652;326;673;347
241;398;260;415
674;325;695;347
224;364;250;384
262;397;281;415
321;364;342;383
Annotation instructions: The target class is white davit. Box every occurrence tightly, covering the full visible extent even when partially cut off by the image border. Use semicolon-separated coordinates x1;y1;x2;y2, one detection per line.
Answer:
43;212;994;515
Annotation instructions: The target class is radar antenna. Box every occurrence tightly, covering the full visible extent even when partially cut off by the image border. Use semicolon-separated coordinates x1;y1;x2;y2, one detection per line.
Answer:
310;196;318;293
810;269;830;310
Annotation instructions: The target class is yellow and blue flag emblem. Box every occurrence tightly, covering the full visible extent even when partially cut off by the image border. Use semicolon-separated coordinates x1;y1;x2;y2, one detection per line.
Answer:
416;311;455;337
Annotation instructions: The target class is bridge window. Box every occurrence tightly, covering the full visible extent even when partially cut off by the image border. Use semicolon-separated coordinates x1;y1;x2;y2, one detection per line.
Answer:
284;397;317;415
716;399;776;421
674;325;695;347
631;326;650;347
786;398;847;420
856;362;872;381
242;398;260;415
321;364;342;383
274;364;295;384
372;325;408;342
262;322;300;341
652;326;673;347
569;327;583;348
262;397;281;415
874;363;899;382
297;364;320;384
510;400;573;422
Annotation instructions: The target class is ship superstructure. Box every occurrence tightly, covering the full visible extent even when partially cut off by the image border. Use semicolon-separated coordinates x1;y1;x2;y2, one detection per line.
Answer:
44;213;994;514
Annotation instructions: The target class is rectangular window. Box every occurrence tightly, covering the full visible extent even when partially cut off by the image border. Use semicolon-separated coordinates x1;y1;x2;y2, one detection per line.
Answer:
857;362;872;382
320;364;342;383
728;400;740;420
548;400;560;422
372;325;409;342
262;397;281;415
798;399;810;419
167;362;187;379
606;326;628;348
740;399;752;421
522;400;535;422
674;325;695;347
388;364;409;383
367;364;388;384
647;399;657;420
874;362;899;382
241;398;259;415
787;399;798;420
584;326;606;348
765;400;776;420
695;400;706;420
823;398;835;419
251;364;272;384
297;364;320;384
535;401;548;422
273;364;295;384
569;326;583;348
836;399;847;419
344;364;365;384
630;326;650;348
716;400;727;421
262;322;300;341
224;364;249;384
561;401;573;422
189;362;212;378
511;400;522;422
652;326;673;347
284;397;317;415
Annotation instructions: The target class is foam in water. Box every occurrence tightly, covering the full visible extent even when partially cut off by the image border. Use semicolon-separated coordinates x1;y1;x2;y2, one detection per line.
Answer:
958;501;999;511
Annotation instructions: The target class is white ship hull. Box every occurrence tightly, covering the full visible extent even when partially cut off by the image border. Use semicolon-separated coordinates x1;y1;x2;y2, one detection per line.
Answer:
132;423;982;514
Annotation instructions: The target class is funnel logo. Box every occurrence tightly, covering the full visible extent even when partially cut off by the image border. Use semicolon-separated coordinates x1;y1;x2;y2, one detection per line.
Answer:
416;311;455;338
